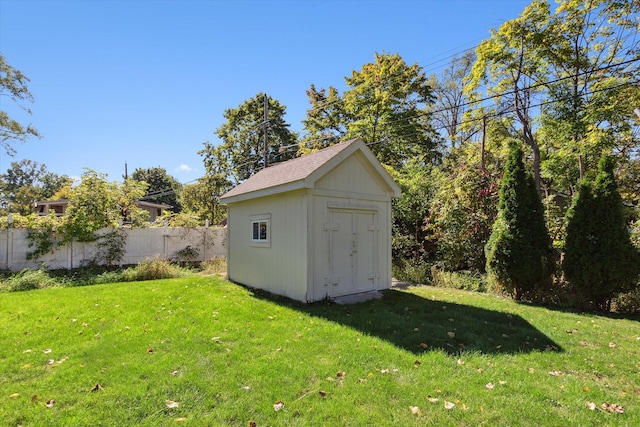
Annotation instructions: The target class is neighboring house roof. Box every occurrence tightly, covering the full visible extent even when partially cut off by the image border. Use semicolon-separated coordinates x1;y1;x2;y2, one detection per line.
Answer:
133;200;173;210
220;138;401;204
34;200;172;211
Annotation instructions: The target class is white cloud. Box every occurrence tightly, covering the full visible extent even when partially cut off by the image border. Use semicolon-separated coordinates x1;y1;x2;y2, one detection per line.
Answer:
176;164;196;173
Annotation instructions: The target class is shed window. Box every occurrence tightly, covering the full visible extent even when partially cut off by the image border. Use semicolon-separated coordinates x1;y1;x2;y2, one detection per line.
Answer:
252;220;268;241
250;213;271;247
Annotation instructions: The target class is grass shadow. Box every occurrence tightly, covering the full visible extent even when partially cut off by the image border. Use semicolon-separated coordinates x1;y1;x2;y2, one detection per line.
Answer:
252;287;563;356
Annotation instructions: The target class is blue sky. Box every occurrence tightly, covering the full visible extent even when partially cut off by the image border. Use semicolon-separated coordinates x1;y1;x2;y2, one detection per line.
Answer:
0;0;532;184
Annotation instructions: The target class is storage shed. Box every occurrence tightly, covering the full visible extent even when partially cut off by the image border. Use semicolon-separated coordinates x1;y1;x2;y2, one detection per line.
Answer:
219;138;401;303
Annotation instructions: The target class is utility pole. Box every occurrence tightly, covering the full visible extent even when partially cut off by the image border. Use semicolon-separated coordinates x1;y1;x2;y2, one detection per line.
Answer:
262;94;269;169
480;115;486;172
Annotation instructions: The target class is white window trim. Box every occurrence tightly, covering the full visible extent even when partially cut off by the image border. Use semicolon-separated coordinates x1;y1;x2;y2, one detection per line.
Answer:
250;213;271;247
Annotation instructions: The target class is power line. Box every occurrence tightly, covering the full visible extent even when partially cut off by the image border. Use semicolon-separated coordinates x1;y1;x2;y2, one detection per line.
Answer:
294;58;640;148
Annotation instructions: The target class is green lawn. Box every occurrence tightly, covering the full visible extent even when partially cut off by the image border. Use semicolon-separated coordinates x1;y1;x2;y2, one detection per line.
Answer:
1;276;638;426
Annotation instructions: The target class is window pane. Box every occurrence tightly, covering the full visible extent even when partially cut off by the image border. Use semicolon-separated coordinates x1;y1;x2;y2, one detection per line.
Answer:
253;222;259;240
259;222;267;240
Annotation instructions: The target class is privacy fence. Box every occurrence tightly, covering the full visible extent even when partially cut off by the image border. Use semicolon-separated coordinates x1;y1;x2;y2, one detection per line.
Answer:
0;227;227;272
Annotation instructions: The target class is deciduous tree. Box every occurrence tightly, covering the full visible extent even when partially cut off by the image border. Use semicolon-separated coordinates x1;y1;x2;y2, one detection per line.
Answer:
303;52;440;167
467;0;551;194
63;169;147;242
428;51;479;149
180;174;231;226
131;166;183;212
203;93;298;183
539;0;640;187
300;84;350;153
0;159;71;215
0;53;41;155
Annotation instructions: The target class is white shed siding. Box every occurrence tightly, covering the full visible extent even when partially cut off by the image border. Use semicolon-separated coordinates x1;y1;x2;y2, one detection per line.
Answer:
227;190;308;302
314;151;391;197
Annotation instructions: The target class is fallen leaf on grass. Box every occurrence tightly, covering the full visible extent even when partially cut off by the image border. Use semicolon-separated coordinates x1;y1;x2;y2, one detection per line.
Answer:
147;348;154;354
336;370;346;379
23;349;31;353
91;384;102;392
608;342;617;348
548;370;563;376
43;349;52;354
419;343;428;349
248;422;257;427
485;383;495;390
46;399;55;408
165;400;179;408
444;401;455;410
447;332;456;338
457;359;465;365
586;402;597;410
409;406;421;415
601;402;624;413
319;390;327;398
414;360;421;367
9;393;19;399
273;401;284;411
428;397;439;403
174;418;187;422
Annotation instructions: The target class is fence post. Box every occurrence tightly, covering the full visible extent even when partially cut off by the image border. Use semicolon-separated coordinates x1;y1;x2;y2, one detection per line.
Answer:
203;219;209;262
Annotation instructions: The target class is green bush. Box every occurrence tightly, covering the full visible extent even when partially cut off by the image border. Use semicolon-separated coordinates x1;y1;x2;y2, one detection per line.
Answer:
1;269;62;292
430;266;487;292
392;258;431;285
123;258;186;282
199;256;227;275
612;288;640;315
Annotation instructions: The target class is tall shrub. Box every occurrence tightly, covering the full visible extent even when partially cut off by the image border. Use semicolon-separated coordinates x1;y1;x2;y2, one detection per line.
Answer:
564;155;640;310
485;142;553;300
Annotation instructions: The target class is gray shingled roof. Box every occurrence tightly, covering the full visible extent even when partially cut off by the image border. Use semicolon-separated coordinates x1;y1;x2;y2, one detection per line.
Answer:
220;139;358;200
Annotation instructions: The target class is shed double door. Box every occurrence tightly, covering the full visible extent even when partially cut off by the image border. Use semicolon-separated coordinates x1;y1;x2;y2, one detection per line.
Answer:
327;209;377;297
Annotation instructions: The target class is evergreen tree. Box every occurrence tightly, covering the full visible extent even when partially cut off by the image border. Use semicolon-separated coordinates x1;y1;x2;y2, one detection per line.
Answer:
564;155;640;310
485;141;552;300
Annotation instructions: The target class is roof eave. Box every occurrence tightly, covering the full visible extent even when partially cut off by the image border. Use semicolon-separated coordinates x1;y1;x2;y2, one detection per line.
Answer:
220;179;308;205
